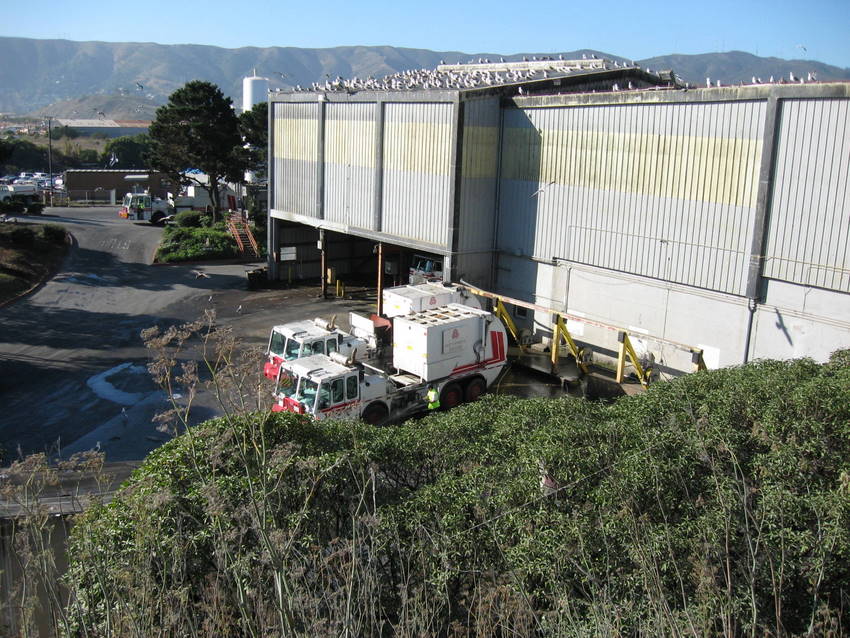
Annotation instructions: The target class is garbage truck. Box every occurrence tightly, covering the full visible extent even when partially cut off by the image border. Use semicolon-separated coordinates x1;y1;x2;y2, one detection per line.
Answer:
262;282;481;379
271;303;508;425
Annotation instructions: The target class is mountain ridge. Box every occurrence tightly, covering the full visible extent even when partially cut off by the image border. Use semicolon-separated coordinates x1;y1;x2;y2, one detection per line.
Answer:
1;37;847;117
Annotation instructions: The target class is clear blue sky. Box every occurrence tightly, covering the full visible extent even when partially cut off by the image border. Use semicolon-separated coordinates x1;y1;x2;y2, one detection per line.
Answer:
2;0;849;68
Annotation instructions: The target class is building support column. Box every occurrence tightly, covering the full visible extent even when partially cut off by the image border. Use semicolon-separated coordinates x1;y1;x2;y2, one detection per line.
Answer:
268;217;280;280
376;242;384;316
743;95;782;363
319;229;327;298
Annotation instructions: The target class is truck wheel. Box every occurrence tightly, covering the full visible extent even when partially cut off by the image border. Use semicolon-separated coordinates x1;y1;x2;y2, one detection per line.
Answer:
362;402;389;425
150;212;165;226
464;377;486;402
440;382;463;410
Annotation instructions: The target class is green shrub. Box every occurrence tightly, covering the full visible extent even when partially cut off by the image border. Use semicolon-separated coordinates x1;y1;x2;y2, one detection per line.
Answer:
156;225;239;263
63;352;850;636
26;202;44;216
8;226;35;246
41;223;66;243
174;210;203;228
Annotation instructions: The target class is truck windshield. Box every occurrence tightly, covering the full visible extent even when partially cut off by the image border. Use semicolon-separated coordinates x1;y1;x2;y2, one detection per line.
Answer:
284;338;302;360
276;371;298;397
269;330;286;356
297;379;319;411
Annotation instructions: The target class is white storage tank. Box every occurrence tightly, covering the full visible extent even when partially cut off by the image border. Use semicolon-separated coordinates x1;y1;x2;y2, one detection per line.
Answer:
242;70;269;113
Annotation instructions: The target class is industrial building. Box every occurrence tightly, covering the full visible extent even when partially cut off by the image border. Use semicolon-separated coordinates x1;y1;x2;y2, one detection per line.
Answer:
266;59;850;375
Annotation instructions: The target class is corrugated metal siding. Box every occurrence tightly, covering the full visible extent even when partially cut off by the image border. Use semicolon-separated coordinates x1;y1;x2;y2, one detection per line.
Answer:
764;98;850;292
273;102;320;218
382;102;454;247
497;100;766;295
324;103;377;230
459;97;500;254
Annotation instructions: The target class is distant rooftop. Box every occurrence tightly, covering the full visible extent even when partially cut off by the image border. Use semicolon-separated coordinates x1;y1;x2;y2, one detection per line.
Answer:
56;119;150;128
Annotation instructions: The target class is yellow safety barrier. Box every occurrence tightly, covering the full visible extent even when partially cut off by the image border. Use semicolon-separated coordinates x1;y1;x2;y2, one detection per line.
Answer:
551;315;589;375
493;298;525;352
615;331;650;388
458;280;709;388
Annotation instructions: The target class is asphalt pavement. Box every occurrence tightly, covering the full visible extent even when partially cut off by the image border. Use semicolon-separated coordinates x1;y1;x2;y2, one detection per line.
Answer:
0;207;373;462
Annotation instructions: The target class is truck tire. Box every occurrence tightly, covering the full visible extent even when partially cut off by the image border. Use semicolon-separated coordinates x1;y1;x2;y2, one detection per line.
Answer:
440;382;463;410
464;377;486;402
150;211;165;226
362;402;389;425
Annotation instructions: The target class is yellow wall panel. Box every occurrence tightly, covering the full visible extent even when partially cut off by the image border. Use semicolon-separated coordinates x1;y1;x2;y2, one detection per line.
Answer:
384;122;452;175
274;118;318;162
501;128;762;208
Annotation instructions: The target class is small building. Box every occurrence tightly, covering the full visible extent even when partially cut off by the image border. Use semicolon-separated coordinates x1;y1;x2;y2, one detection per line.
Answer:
64;169;173;201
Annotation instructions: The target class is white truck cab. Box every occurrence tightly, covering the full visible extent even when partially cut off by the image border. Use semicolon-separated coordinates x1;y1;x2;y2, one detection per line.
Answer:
264;317;372;380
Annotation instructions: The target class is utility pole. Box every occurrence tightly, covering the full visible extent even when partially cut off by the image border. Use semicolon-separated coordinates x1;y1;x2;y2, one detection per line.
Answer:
46;116;54;206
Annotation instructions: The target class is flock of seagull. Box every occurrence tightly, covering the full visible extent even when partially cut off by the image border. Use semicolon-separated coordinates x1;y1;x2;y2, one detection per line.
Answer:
277;55;822;96
289;57;637;94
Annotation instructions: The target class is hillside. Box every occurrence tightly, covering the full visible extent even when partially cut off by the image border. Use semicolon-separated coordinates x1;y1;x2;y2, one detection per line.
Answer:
2;37;848;115
641;50;850;85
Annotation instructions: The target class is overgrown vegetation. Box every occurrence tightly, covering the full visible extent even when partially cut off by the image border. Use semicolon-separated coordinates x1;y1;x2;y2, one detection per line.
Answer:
0;221;67;302
2;308;847;635
51;325;850;636
155;222;238;263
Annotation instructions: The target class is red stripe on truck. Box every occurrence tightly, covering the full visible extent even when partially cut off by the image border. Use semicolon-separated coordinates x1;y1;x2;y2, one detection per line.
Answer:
451;330;506;375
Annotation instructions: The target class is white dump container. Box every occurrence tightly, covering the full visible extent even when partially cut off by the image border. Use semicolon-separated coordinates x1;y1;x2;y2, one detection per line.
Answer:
392;304;492;381
383;283;457;318
382;283;482;318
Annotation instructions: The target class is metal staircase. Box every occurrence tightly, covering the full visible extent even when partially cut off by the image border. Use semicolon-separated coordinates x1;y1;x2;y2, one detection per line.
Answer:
227;212;260;259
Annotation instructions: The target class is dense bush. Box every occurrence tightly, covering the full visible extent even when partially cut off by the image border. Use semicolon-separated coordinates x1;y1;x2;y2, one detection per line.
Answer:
26;202;44;215
8;226;35;246
174;209;204;228
40;223;66;243
0;199;26;214
62;352;850;636
156;225;238;262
